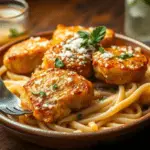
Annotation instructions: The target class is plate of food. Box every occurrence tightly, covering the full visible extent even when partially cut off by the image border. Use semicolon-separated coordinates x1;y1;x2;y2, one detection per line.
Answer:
0;24;150;148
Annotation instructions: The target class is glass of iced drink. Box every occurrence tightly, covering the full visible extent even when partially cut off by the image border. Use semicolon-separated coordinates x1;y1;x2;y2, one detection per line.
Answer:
0;0;29;45
124;0;150;44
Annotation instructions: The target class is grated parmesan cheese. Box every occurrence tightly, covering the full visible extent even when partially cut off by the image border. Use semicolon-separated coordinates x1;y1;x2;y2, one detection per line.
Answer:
62;35;95;55
134;47;141;53
38;41;50;47
101;52;114;59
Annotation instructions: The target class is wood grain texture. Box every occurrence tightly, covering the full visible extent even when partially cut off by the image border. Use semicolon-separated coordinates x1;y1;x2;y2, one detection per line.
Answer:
0;0;149;149
28;0;125;34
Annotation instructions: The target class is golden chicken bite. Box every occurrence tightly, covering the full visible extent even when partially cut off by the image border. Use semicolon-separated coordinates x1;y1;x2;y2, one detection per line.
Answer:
42;40;93;78
100;28;115;47
3;37;51;74
51;24;114;47
92;46;148;85
22;68;94;123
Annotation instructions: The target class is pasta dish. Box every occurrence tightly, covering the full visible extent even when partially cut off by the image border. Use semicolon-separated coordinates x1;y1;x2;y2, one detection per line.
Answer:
0;24;150;133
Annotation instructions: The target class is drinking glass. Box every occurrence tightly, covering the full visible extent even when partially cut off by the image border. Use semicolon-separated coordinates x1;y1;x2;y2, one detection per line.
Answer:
124;0;150;44
0;0;29;45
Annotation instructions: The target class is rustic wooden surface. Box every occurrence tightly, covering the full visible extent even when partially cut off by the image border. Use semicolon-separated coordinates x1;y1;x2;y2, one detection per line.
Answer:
28;0;125;34
0;0;150;149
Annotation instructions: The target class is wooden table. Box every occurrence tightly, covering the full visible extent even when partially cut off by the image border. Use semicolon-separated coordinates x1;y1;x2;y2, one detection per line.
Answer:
28;0;125;34
0;0;150;149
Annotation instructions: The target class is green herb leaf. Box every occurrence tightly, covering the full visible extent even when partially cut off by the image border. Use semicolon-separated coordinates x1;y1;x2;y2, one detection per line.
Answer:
31;91;39;95
39;91;46;97
118;53;133;60
66;47;71;51
32;91;46;97
55;58;65;68
9;28;24;38
52;83;58;90
76;113;82;120
80;39;89;48
78;31;89;39
99;47;105;53
78;31;89;48
90;26;106;45
77;26;106;48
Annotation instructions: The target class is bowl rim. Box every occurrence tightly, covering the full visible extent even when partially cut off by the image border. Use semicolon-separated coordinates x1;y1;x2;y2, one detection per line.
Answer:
0;31;150;138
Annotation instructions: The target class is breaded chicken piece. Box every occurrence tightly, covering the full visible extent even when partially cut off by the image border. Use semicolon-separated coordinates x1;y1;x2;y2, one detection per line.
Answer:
42;25;115;78
42;42;93;78
100;28;115;47
51;24;115;47
92;46;148;85
22;68;94;123
3;37;51;74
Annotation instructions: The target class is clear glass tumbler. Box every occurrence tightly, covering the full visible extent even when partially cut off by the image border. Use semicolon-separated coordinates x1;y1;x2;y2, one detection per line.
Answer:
124;0;150;43
0;0;29;45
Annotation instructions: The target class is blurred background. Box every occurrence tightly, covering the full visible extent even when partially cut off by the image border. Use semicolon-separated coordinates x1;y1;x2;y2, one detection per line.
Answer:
27;0;125;33
0;0;124;45
27;0;124;32
0;0;150;45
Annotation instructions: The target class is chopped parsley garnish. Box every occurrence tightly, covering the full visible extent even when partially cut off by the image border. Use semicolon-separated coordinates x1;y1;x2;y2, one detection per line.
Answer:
76;113;82;120
118;53;133;60
66;47;71;51
39;91;46;97
99;47;105;53
31;91;39;95
55;58;65;68
9;28;24;38
52;83;58;90
78;26;106;48
32;91;46;97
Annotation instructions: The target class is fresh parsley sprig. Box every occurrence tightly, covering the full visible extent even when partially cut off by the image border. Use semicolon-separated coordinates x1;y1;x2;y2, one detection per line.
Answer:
118;53;133;60
78;31;89;39
78;26;106;48
90;26;106;45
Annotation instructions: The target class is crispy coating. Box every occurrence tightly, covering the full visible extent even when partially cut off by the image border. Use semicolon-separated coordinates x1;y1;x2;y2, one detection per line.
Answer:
51;24;115;47
3;37;51;74
23;68;94;123
100;28;115;47
42;25;115;78
92;46;148;85
42;43;93;78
